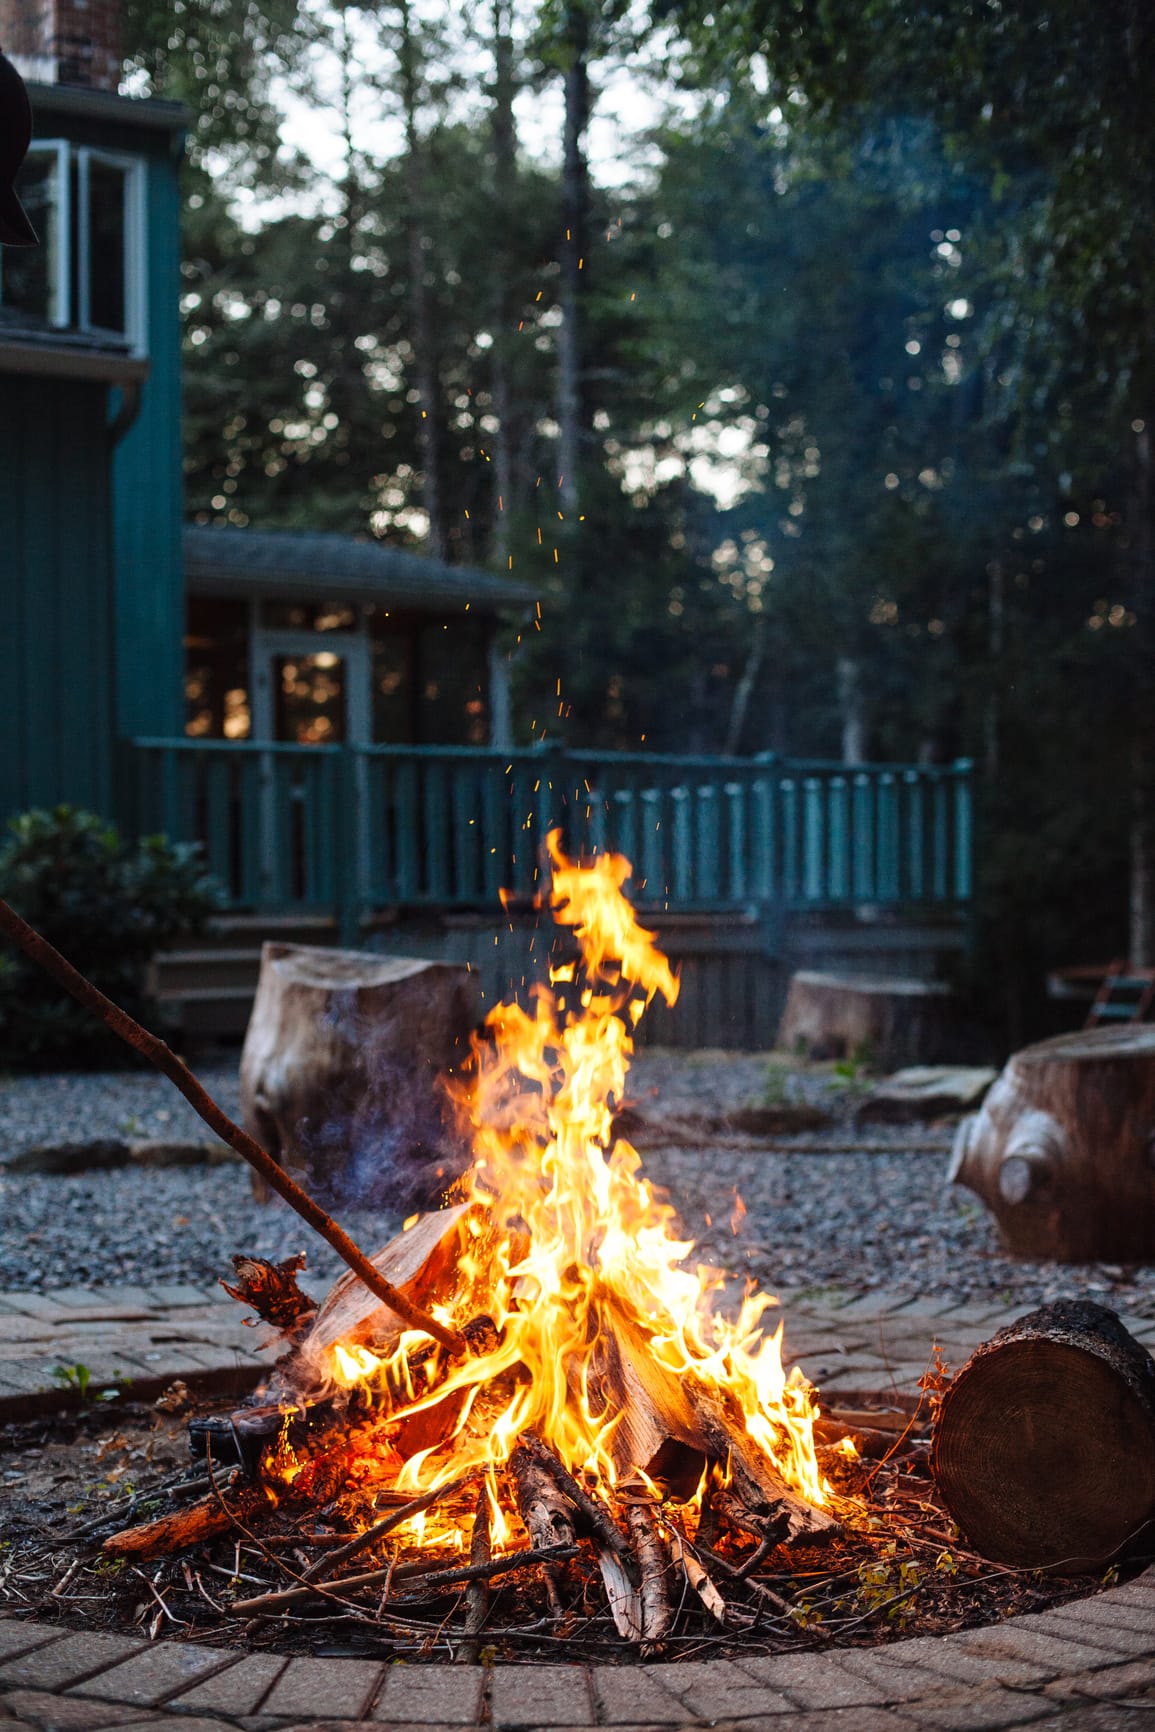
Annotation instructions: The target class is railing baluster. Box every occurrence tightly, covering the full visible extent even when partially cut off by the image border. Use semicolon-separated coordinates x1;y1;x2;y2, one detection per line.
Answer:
932;774;948;902
780;776;798;903
828;775;849;901
852;772;874;901
904;770;924;903
803;775;824;901
953;758;974;902
695;783;719;903
725;781;746;901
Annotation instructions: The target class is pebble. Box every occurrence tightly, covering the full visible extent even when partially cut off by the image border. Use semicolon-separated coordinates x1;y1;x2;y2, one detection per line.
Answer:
1;1054;1152;1315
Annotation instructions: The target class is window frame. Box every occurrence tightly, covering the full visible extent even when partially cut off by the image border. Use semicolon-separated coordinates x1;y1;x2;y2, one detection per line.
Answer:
0;139;147;355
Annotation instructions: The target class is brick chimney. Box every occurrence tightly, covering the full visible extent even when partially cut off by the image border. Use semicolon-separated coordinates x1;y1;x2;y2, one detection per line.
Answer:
1;0;122;92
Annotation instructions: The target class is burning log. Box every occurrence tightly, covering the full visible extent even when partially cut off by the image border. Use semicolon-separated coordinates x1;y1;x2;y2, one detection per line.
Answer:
668;1519;725;1623
239;943;478;1211
509;1445;577;1615
296;1204;478;1376
102;1483;274;1561
591;1306;836;1546
931;1299;1155;1570
517;1433;629;1561
624;1498;672;1647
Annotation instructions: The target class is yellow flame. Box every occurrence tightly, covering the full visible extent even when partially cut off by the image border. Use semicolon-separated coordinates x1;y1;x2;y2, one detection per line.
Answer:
322;830;827;1533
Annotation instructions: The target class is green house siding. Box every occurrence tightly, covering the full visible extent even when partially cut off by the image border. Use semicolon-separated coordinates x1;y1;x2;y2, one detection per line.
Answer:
111;146;184;742
0;374;115;817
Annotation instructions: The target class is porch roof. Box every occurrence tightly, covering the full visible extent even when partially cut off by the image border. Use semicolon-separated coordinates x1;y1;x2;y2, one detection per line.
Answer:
183;525;536;615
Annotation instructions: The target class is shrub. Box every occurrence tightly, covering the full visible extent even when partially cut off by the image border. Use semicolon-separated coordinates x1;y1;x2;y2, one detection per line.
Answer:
0;807;221;1067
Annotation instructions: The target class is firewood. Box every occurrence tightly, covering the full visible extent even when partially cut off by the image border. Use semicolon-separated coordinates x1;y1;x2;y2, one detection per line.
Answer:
667;1518;725;1623
509;1445;577;1616
518;1432;630;1560
931;1299;1155;1570
624;1499;672;1646
102;1484;273;1561
296;1203;477;1382
221;1252;318;1332
592;1302;836;1544
597;1546;643;1641
457;1487;492;1662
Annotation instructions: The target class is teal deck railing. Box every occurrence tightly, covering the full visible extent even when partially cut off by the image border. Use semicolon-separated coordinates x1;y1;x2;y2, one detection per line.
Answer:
124;739;973;923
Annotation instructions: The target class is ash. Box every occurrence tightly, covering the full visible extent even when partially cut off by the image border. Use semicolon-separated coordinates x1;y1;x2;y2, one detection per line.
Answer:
0;1051;1151;1314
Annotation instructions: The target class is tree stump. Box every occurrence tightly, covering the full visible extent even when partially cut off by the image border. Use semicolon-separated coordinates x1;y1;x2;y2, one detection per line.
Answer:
239;943;479;1213
777;970;955;1068
949;1025;1155;1261
931;1300;1155;1569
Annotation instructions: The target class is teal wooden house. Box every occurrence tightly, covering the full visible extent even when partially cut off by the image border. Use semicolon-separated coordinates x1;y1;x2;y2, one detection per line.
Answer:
0;64;185;819
0;0;974;1046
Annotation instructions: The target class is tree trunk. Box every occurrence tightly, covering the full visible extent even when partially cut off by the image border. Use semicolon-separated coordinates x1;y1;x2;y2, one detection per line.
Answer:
239;942;478;1212
931;1299;1155;1570
836;655;865;765
949;1024;1155;1261
777;970;956;1068
723;611;767;755
397;0;445;557
489;0;516;571
1130;417;1155;965
557;1;590;515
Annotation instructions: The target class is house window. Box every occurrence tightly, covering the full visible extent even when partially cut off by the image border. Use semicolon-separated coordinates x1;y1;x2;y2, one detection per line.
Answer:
0;142;146;352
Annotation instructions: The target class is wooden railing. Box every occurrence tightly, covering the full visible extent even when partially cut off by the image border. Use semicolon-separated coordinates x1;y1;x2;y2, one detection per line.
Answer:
124;739;973;921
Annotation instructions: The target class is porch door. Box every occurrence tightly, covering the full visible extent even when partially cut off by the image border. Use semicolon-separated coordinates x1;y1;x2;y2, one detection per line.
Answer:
251;628;371;907
251;629;370;746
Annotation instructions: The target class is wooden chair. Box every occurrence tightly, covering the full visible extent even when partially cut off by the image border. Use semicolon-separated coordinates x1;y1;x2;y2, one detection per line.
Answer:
1084;960;1155;1028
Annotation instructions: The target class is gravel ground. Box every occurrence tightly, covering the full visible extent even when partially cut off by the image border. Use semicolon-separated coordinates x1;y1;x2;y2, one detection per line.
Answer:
1;1051;1152;1313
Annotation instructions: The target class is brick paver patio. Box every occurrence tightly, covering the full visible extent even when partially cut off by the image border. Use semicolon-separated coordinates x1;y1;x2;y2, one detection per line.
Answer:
4;1286;1155;1727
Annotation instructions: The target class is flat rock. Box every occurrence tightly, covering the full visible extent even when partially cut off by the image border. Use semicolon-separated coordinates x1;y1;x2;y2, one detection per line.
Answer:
0;1139;234;1175
858;1066;997;1124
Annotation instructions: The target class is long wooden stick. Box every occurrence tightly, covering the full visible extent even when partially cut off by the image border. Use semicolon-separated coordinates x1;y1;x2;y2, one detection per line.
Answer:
0;896;464;1355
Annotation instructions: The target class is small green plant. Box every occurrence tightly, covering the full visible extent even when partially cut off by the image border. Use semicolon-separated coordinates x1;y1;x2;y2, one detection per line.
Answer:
52;1362;92;1397
761;1061;792;1107
0;807;220;1067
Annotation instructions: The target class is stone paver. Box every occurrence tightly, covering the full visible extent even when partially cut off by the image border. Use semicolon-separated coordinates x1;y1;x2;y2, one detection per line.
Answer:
0;1284;278;1418
371;1664;485;1725
73;1641;240;1706
170;1652;288;1716
490;1663;594;1728
260;1657;384;1721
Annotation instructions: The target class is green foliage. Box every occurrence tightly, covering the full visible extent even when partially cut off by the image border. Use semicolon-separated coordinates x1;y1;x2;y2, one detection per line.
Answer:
52;1363;92;1397
0;808;221;1068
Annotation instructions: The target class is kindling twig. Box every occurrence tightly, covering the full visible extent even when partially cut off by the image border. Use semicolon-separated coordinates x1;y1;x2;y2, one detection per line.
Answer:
294;1474;473;1589
0;896;464;1355
230;1542;579;1616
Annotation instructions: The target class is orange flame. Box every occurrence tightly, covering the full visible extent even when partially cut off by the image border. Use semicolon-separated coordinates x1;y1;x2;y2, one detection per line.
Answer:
323;831;827;1527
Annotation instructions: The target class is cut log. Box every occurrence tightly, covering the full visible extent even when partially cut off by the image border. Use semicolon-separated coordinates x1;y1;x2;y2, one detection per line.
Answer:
509;1446;576;1616
294;1204;476;1386
777;970;956;1069
949;1026;1155;1261
239;942;479;1210
588;1303;836;1543
931;1300;1155;1570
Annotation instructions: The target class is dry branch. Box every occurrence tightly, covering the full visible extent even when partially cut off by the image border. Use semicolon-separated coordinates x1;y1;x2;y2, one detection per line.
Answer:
625;1499;672;1646
0;896;465;1354
102;1485;273;1561
457;1487;492;1662
518;1432;629;1560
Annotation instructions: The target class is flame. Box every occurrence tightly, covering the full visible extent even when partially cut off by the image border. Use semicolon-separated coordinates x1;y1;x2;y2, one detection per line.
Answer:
319;830;827;1535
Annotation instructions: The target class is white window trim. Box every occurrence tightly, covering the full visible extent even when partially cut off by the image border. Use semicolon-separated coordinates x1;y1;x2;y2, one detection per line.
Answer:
0;139;147;357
